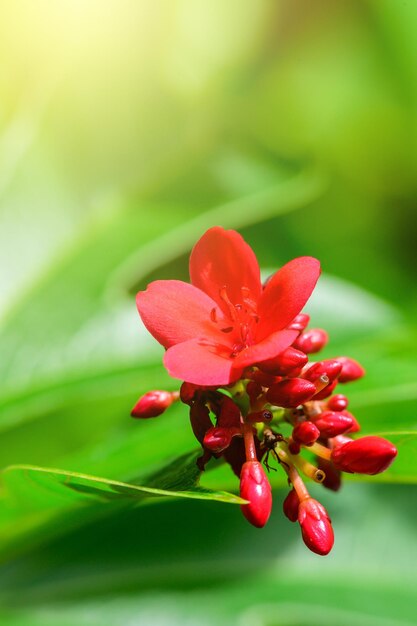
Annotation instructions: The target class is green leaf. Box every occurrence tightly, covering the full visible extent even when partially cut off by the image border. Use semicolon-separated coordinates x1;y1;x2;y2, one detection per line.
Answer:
0;451;244;561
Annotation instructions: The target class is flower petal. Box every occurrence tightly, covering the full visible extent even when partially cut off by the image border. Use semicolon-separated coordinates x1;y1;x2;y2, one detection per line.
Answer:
189;226;262;314
256;257;320;341
233;329;298;369
136;280;222;349
164;339;242;385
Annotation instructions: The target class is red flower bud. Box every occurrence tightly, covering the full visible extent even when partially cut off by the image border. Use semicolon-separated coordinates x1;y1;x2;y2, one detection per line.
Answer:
203;426;240;453
292;421;320;446
336;357;365;383
250;370;282;387
258;347;308;376
217;395;241;428
312;410;353;438
285;365;305;378
327;394;349;412
303;360;343;384
298;498;334;556
283;488;299;522
240;461;272;528
246;381;263;404
331;435;397;475
288;313;310;332
189;401;213;444
317;457;342;492
293;328;328;354
266;378;317;408
180;382;199;405
341;410;360;433
131;390;175;418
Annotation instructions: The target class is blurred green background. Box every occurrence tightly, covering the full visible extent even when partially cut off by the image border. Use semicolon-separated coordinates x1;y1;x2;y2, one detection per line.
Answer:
0;1;416;625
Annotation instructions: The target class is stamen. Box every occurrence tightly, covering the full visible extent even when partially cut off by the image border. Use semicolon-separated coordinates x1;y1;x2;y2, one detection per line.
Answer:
221;327;234;333
210;308;218;323
219;287;238;321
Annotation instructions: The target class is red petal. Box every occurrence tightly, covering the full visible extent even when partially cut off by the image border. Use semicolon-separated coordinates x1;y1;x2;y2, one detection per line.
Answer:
189;227;262;315
256;257;321;341
136;280;222;349
233;329;298;369
163;339;242;385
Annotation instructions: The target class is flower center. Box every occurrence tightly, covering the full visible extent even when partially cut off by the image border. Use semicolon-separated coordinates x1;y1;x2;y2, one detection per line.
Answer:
210;286;259;357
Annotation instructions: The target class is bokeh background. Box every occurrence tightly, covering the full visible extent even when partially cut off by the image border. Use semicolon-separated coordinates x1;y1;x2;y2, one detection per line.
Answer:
0;1;416;625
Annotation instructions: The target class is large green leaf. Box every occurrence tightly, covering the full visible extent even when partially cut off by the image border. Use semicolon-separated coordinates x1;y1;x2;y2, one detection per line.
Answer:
0;450;244;561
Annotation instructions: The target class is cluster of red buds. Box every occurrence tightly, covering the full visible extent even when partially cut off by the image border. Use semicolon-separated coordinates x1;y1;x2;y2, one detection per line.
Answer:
132;319;397;555
131;227;397;556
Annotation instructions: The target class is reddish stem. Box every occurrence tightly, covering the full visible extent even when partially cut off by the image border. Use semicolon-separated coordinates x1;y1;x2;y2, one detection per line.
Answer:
242;422;257;462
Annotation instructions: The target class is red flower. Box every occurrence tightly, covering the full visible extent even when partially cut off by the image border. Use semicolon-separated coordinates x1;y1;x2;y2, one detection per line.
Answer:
136;227;320;386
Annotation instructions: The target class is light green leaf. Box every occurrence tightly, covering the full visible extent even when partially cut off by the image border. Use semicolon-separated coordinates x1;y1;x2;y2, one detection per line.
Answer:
0;451;244;561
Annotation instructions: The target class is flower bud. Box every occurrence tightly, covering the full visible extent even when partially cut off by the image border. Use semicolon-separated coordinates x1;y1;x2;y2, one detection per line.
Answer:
331;435;397;475
327;394;349;412
180;382;199;405
285;365;305;378
217;395;241;428
266;378;317;408
240;461;272;528
312;410;353;438
292;421;320;446
258;347;308;376
303;360;343;384
189;401;213;443
317;457;342;492
131;390;175;418
288;313;310;332
341;410;360;433
336;357;365;383
283;488;299;522
203;426;240;453
246;381;263;404
250;370;282;387
293;328;328;354
298;498;334;556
